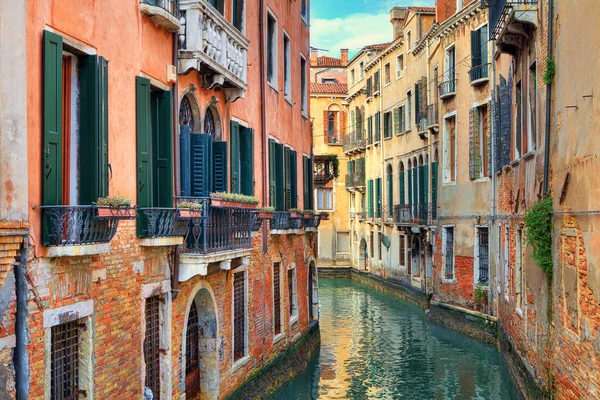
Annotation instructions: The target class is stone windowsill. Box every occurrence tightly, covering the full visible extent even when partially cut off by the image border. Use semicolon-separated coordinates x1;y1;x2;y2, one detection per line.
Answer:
47;243;110;258
290;315;299;327
272;333;286;345
140;237;183;247
231;355;250;373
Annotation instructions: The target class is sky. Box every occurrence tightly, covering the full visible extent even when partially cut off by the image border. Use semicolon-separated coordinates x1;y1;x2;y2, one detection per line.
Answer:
310;0;435;59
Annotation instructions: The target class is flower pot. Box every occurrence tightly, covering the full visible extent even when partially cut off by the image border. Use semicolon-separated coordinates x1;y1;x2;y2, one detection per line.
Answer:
211;198;259;209
96;206;137;220
258;212;274;219
319;214;330;221
177;209;202;219
289;212;301;219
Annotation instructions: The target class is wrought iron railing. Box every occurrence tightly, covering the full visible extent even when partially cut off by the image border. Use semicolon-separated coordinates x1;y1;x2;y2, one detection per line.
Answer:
393;204;436;225
137;208;187;238
41;206;121;246
141;0;179;16
426;103;439;127
438;80;457;98
290;215;304;230
469;63;490;83
271;212;291;230
342;133;366;154
250;212;262;232
304;215;321;229
484;0;538;40
175;197;252;254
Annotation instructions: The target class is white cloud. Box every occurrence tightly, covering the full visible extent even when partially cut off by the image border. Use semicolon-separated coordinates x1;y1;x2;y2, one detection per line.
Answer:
311;12;392;58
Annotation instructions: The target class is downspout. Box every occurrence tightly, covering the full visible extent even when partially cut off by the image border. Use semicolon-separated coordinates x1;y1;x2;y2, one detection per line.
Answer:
490;36;497;316
425;40;431;294
379;57;385;270
14;235;30;400
542;0;554;195
260;0;268;255
173;26;180;197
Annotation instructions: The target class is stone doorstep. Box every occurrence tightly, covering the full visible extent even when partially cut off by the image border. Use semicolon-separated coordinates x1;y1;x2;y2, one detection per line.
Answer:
47;243;111;258
179;249;252;282
140;237;184;247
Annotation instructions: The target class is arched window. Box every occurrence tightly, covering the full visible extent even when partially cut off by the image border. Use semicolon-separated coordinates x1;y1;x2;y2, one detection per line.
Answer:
398;161;405;206
185;301;200;398
179;95;196;131
204;108;216;137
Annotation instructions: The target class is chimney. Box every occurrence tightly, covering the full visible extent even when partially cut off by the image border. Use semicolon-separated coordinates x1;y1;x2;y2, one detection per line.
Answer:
390;7;408;41
340;49;349;65
310;49;318;66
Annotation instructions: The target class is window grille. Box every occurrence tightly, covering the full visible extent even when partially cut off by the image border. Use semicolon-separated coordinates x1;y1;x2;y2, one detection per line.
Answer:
144;295;161;399
185;301;200;397
445;227;455;279
233;272;246;361
51;320;80;400
273;263;282;335
479;228;490;282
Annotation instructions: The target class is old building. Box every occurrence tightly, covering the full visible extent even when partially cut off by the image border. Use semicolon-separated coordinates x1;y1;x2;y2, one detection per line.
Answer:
0;0;318;399
310;50;350;266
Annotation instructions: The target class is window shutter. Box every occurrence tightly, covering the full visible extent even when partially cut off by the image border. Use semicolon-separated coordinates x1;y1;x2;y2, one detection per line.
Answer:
323;110;329;144
290;150;298;209
79;55;100;205
423;164;429;210
240;127;254;195
98;57;109;199
393;107;400;134
407;169;412;207
191;133;213;197
480;26;488;65
368;180;373;218
486;101;492;177
230;121;240;193
374;112;380;142
152;90;173;207
431;161;438;219
136;76;152;209
412;167;418;216
303;156;309;210
308;157;314;209
180;125;191;196
469;108;476;180
275;143;284;211
387;172;393;217
213;141;228;193
284;147;291;210
270;139;277;207
415;83;421;125
418;165;425;208
42;30;63;208
376;178;382;218
367;116;373;144
399;170;405;206
471;30;481;67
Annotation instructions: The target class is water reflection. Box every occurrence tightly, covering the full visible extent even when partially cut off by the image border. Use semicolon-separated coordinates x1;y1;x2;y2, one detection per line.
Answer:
269;278;519;400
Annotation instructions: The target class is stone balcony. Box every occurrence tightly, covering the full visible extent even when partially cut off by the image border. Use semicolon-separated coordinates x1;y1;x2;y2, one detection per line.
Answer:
178;0;249;102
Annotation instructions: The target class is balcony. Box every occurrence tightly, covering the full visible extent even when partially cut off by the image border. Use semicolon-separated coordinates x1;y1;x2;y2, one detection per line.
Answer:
426;103;439;132
137;208;187;246
417;117;428;140
314;155;338;185
342;133;366;155
469;64;490;85
484;0;538;53
176;197;253;281
393;204;435;226
140;0;181;32
438;80;457;100
325;135;342;145
40;206;135;257
179;0;249;102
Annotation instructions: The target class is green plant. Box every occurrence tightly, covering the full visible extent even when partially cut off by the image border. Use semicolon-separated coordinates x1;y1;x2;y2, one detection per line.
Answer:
289;208;302;213
94;195;132;207
177;201;203;210
320;154;340;179
303;209;314;214
524;196;553;277
259;206;275;213
474;285;488;305
210;192;260;204
543;58;555;85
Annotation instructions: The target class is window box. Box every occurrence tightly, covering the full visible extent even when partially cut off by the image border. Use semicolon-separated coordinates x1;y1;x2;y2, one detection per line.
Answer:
176;209;202;219
96;206;137;220
289;211;302;219
257;211;274;220
210;193;259;210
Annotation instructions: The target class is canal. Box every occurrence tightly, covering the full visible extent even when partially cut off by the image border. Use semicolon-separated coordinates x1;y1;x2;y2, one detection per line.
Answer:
270;277;520;399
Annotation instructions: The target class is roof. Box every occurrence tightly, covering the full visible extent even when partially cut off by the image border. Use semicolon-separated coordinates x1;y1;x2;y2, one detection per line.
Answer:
407;6;436;14
317;56;343;67
310;83;348;95
347;42;392;65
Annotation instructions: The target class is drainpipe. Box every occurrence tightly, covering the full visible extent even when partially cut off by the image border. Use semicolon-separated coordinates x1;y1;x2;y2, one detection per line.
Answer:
490;37;497;316
379;57;385;272
14;236;30;400
173;27;180;197
260;0;268;255
426;38;431;294
542;0;554;196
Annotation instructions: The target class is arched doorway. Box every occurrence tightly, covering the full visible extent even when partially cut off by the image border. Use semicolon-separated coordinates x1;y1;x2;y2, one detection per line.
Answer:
411;236;421;277
359;238;368;270
308;261;319;321
184;288;219;400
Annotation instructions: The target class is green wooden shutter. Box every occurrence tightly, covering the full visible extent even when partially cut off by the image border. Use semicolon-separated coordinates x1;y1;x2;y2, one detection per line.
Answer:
230;121;240;193
213;141;228;192
407;169;412;207
240;127;254;195
376;178;382;218
423;164;429;212
368;180;373;218
152;90;173;207
412;167;418;216
136;77;152;209
191;133;213;197
275;143;284;211
399;171;405;206
419;165;425;207
387;172;393;217
481;26;488;66
270;139;277;207
374;112;380;142
308;157;314;209
303;156;309;210
98;57;109;199
290;150;298;209
431;161;438;219
393;107;400;134
284;147;291;210
471;30;481;68
469;107;481;180
79;55;100;205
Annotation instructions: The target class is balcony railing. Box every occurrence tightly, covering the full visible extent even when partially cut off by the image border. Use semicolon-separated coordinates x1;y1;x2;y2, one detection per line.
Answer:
271;212;291;230
418;118;428;134
314;156;338;185
469;64;490;83
438;80;457;99
137;208;188;238
325;134;342;145
41;206;122;247
484;0;538;40
176;197;252;254
345;170;366;190
393;204;435;226
426;103;439;128
140;0;181;32
179;0;249;101
342;133;366;154
304;215;322;229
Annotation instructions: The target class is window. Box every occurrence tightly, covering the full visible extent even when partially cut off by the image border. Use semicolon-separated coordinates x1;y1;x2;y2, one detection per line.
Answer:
374;70;381;93
300;55;308;116
207;0;225;14
384;111;392;139
445;46;456;84
144;295;162;399
232;0;244;32
470;25;489;82
370;231;374;260
515;81;522;159
406;30;412;51
273;263;282;335
337;232;350;253
230;121;255;195
283;33;291;100
504;226;510;298
233;271;247;361
185;301;200;397
443;116;457;183
398;105;406;133
301;0;308;22
443;226;455;280
470;104;490;179
366;77;372;97
317;188;333;210
288;267;298;320
476;227;489;283
266;12;277;85
327;111;336;140
396;54;404;78
527;62;537;153
384;62;391;85
399;234;406;268
283;147;298;210
302;155;314;210
367;180;374;218
406;91;412;128
51;320;80;399
386;165;393;218
374;112;381;142
457;0;463;12
378;232;383;261
375;177;382;218
351;69;355;85
322;78;336;84
516;229;524;311
359;62;364;80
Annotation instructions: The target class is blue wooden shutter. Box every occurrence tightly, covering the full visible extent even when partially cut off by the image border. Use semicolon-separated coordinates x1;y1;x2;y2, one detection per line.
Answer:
191;133;213;197
291;150;298;209
230;121;240;193
180;125;191;196
213;141;228;193
152;90;173;207
240;127;254;195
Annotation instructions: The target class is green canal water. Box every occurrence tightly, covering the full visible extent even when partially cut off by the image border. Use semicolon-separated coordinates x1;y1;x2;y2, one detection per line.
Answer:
269;278;520;400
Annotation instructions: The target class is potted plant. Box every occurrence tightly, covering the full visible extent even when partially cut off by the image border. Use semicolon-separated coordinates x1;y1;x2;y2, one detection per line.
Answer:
319;212;330;221
289;208;303;219
94;195;136;219
302;209;314;218
176;201;203;219
210;192;260;209
257;206;275;219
